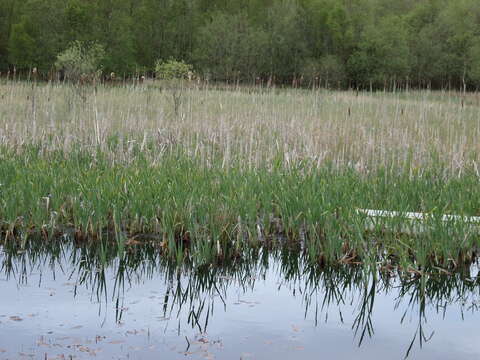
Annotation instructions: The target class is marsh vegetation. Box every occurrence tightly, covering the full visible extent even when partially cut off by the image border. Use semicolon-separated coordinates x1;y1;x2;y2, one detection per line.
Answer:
1;81;480;275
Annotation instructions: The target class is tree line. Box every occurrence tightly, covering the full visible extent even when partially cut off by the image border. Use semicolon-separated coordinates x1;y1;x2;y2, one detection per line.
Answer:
1;0;480;90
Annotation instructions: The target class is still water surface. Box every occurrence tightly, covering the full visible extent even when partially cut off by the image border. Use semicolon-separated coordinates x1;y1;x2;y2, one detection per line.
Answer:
0;242;479;359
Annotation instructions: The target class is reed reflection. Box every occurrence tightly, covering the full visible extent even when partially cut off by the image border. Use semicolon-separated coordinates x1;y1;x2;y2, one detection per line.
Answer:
1;238;479;358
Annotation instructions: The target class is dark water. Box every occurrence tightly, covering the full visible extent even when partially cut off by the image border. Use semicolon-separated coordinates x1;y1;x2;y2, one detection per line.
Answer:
1;242;479;360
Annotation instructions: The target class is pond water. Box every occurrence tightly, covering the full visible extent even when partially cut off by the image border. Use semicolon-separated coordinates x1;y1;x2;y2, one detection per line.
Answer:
0;242;479;360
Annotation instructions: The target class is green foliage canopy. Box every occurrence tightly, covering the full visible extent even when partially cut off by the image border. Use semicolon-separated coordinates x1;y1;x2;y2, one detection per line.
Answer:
2;0;480;89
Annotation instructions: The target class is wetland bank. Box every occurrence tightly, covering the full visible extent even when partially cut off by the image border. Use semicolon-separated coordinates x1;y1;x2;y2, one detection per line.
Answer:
1;81;480;358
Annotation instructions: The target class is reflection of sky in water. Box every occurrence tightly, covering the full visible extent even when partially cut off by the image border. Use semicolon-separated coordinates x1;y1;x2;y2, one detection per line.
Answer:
0;246;479;359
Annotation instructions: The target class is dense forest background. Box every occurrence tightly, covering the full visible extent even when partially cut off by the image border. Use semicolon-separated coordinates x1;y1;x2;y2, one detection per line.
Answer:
1;0;480;89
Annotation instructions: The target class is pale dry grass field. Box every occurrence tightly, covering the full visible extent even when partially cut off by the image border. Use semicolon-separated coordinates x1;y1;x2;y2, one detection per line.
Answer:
1;81;479;176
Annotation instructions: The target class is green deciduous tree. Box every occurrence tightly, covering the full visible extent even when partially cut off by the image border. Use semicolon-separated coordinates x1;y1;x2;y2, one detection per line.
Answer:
263;0;309;81
348;15;410;89
8;20;36;70
0;0;18;70
194;12;268;82
8;0;66;72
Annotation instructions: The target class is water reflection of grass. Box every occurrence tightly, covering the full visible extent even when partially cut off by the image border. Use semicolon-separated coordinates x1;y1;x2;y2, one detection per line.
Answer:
1;239;479;358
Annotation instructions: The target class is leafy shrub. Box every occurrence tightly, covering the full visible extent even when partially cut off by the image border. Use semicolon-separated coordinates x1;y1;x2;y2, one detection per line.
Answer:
55;41;105;82
155;59;193;80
